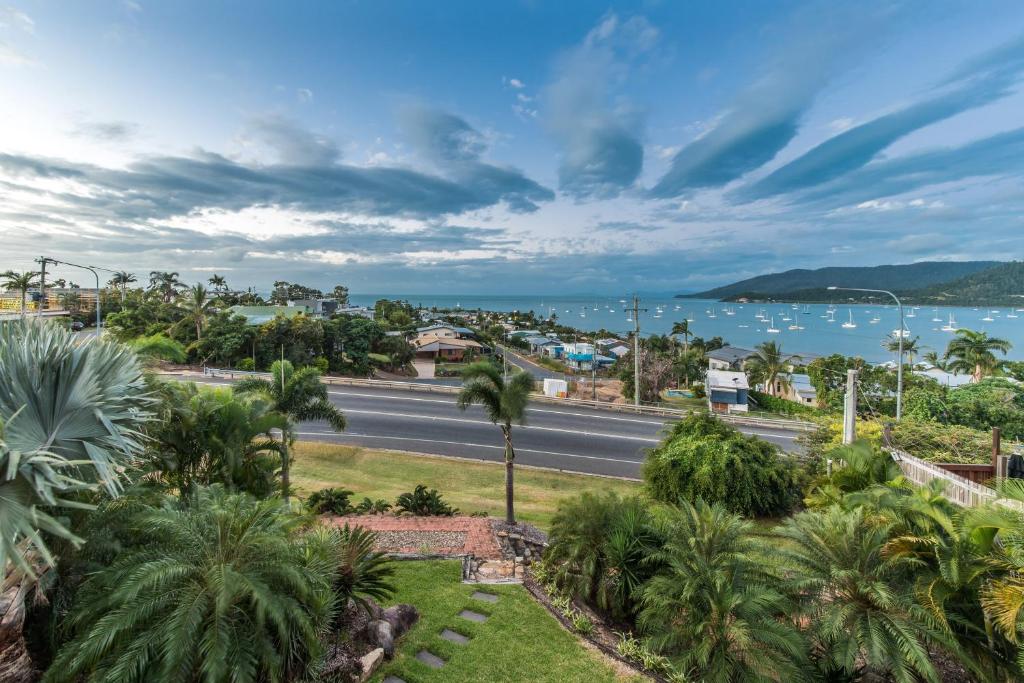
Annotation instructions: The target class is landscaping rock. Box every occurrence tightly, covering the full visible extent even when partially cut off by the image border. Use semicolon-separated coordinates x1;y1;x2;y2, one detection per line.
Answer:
458;609;488;623
471;591;498;603
368;619;395;657
358;647;384;683
415;650;446;669
440;628;470;644
382;604;419;637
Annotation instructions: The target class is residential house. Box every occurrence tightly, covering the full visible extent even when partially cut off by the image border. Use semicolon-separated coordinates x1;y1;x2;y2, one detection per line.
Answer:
562;342;597;371
706;346;756;370
706;370;749;414
914;365;974;387
775;373;818;406
412;335;483;361
525;335;562;355
597;338;631;359
414;323;475;341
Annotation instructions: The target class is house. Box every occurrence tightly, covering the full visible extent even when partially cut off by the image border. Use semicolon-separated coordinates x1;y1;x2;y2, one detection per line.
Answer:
562;342;597;371
605;344;631;359
914;365;974;388
414;323;475;341
775;373;818;406
412;335;483;361
508;329;541;339
706;346;757;370
334;305;375;320
706;370;749;414
525;335;561;355
596;338;631;359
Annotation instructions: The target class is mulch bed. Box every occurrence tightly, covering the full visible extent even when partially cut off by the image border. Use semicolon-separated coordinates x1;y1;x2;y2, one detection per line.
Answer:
326;515;503;559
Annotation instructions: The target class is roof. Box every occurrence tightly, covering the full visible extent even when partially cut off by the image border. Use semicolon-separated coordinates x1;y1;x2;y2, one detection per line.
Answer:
706;346;756;363
787;373;817;397
914;367;974;388
596;338;625;347
416;323;457;333
525;336;559;346
413;336;483;350
706;370;750;390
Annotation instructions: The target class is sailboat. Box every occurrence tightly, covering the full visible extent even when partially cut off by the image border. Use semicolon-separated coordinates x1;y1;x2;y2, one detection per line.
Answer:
1008;311;1019;319
906;309;916;319
981;312;995;322
931;308;942;322
869;316;881;324
766;316;780;334
941;313;958;332
842;310;857;329
826;309;836;323
892;328;910;338
788;320;804;330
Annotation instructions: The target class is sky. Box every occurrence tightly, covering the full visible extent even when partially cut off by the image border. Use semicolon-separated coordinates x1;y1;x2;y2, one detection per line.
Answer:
1;1;1024;295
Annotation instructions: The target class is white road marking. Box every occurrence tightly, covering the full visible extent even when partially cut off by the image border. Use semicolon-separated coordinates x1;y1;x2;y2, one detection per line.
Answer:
294;432;643;464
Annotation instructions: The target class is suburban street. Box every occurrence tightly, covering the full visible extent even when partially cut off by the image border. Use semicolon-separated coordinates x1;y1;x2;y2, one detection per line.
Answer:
190;377;802;479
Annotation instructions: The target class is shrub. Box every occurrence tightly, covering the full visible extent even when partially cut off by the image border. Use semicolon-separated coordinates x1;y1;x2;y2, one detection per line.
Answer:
395;484;457;516
643;413;803;517
354;497;392;515
311;356;330;373
691;382;706;398
237;357;256;371
307;487;355;515
569;611;593;635
748;389;818;416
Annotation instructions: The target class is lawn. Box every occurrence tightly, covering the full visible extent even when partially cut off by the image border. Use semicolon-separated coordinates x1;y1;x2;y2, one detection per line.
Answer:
371;560;641;683
291;442;640;529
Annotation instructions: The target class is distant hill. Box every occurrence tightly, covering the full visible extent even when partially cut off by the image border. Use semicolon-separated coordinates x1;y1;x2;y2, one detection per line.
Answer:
904;261;1024;306
680;261;1001;301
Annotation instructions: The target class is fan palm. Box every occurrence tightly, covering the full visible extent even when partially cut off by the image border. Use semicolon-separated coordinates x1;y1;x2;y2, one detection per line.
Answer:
1;271;39;317
777;506;958;682
638;500;808;682
235;360;346;502
746;340;797;397
457;361;533;524
176;283;217;340
44;486;335;683
944;329;1012;382
0;320;149;681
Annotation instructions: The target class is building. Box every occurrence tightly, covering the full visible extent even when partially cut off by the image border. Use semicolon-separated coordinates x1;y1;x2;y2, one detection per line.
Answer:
412;335;483;361
414;323;475;341
706;346;757;370
914;365;974;387
596;338;631;359
524;335;562;355
776;373;818;406
562;342;597;371
334;305;375;320
706;370;749;414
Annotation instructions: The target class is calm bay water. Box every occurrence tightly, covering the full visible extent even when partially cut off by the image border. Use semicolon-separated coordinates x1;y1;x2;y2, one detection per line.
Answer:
349;294;1024;364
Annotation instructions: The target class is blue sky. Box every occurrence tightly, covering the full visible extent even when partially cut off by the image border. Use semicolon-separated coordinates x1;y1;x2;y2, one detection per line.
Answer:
1;1;1023;294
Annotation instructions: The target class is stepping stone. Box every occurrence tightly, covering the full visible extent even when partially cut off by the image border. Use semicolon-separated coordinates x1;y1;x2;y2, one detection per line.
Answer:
459;609;488;623
383;677;406;683
441;628;470;644
415;650;446;669
471;590;499;603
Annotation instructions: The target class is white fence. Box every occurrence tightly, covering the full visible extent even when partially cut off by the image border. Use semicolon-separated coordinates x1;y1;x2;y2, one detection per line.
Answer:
199;367;816;432
889;448;1023;510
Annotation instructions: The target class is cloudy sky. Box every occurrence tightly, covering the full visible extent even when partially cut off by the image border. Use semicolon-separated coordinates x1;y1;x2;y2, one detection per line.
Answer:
2;1;1023;295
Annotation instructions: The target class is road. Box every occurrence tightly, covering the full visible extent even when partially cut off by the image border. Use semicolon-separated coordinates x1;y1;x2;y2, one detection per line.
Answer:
190;377;802;479
498;346;566;381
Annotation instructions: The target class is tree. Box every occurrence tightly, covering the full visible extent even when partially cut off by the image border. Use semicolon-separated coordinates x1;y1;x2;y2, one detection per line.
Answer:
457;361;532;524
176;283;217;341
745;340;797;397
944;329;1012;382
206;273;228;291
108;271;136;303
235;360;346;501
923;350;947;370
670;320;693;386
638;500;808;682
1;271;39;316
885;333;920;366
0;320;149;682
44;487;335;683
331;285;350;306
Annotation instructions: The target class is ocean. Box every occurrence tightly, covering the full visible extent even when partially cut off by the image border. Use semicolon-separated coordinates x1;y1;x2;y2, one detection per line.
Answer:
348;294;1024;364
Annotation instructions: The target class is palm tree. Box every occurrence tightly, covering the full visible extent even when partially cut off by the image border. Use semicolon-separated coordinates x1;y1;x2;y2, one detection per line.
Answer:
670;320;692;386
306;523;395;616
885;333;920;366
638;500;808;681
0;320;149;682
108;271;136;303
207;273;228;292
923;349;947;370
147;270;184;303
235;360;346;502
44;487;335;683
944;329;1013;382
0;271;39;317
176;283;217;340
745;340;797;397
457;361;533;524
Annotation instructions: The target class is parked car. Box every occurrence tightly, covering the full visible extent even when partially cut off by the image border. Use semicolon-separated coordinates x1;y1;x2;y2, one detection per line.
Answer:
70;321;85;331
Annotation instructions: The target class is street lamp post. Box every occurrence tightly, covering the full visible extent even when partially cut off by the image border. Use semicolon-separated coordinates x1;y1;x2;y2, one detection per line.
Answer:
39;258;104;336
828;286;904;420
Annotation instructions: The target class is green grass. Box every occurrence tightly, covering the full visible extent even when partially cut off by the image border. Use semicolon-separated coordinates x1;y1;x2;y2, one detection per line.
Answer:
371;561;640;683
291;442;640;529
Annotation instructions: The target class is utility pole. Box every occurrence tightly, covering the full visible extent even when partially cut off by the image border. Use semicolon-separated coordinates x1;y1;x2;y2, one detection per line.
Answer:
842;368;858;444
632;295;648;410
36;257;46;317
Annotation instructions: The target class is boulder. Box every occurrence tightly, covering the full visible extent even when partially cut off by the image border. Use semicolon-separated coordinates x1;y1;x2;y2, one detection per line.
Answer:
368;619;395;657
382;604;419;637
358;647;385;683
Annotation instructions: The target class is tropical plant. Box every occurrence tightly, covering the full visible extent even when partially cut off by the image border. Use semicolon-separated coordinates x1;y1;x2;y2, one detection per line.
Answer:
175;283;217;341
235;359;346;502
147;271;185;302
307;487;355;515
354;497;392;515
670;320;692;386
638;500;808;682
804;439;902;507
777;505;958;682
457;360;532;524
207;273;228;292
885;333;920;365
546;492;661;620
0;320;149;681
108;271;136;303
44;487;334;683
944;329;1013;382
129;333;187;363
312;523;394;614
395;484;456;516
1;270;39;316
745;340;796;397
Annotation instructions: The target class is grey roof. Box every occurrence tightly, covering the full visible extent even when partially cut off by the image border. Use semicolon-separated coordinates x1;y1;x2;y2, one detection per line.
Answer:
706;346;756;363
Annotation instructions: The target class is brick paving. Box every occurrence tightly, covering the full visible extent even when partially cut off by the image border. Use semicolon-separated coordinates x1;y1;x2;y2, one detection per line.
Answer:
327;515;503;559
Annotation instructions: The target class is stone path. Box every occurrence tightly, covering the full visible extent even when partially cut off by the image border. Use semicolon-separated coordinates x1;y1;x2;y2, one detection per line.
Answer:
441;628;470;644
458;608;488;623
327;515;503;559
416;650;446;668
471;590;498;603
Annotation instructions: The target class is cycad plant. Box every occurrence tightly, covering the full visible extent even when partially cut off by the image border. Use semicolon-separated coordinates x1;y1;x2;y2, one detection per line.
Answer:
637;500;808;682
304;523;394;615
44;487;335;683
236;359;346;501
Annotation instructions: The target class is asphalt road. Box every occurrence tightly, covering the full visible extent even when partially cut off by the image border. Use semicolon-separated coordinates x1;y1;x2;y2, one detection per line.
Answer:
190;377;802;479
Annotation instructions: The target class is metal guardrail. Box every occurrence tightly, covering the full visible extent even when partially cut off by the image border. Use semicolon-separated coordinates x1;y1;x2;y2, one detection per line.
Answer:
199;367;816;432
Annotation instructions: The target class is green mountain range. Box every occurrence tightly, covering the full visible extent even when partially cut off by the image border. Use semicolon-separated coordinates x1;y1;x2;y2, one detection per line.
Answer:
679;261;1024;305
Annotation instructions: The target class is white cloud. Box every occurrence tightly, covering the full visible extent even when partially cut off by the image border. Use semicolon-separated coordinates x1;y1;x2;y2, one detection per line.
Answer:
506;77;525;89
297;87;313;103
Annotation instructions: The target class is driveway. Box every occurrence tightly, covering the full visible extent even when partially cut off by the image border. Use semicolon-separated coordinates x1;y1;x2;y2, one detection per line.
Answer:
413;359;436;379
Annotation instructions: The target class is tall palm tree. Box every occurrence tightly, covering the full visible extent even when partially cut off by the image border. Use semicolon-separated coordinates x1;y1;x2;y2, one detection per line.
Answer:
923;349;946;370
670;320;692;386
44;487;335;683
457;361;532;524
147;271;184;303
638;500;808;681
885;333;920;365
108;271;136;304
745;340;797;397
176;283;217;340
207;273;228;292
0;320;149;682
235;360;346;502
944;329;1013;382
0;271;39;317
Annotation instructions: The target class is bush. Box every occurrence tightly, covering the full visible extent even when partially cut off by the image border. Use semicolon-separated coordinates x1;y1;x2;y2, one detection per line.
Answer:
354;497;392;515
237;357;256;371
691;382;706;399
802;417;994;464
643;413;803;517
395;484;457;516
748;389;818;416
311;356;330;373
307;487;355;515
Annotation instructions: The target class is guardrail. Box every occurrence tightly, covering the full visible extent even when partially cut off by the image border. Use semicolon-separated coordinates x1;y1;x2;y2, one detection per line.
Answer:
199;367;816;432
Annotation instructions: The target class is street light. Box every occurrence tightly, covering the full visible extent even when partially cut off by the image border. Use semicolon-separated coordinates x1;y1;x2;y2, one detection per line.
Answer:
39;258;103;336
827;286;904;420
